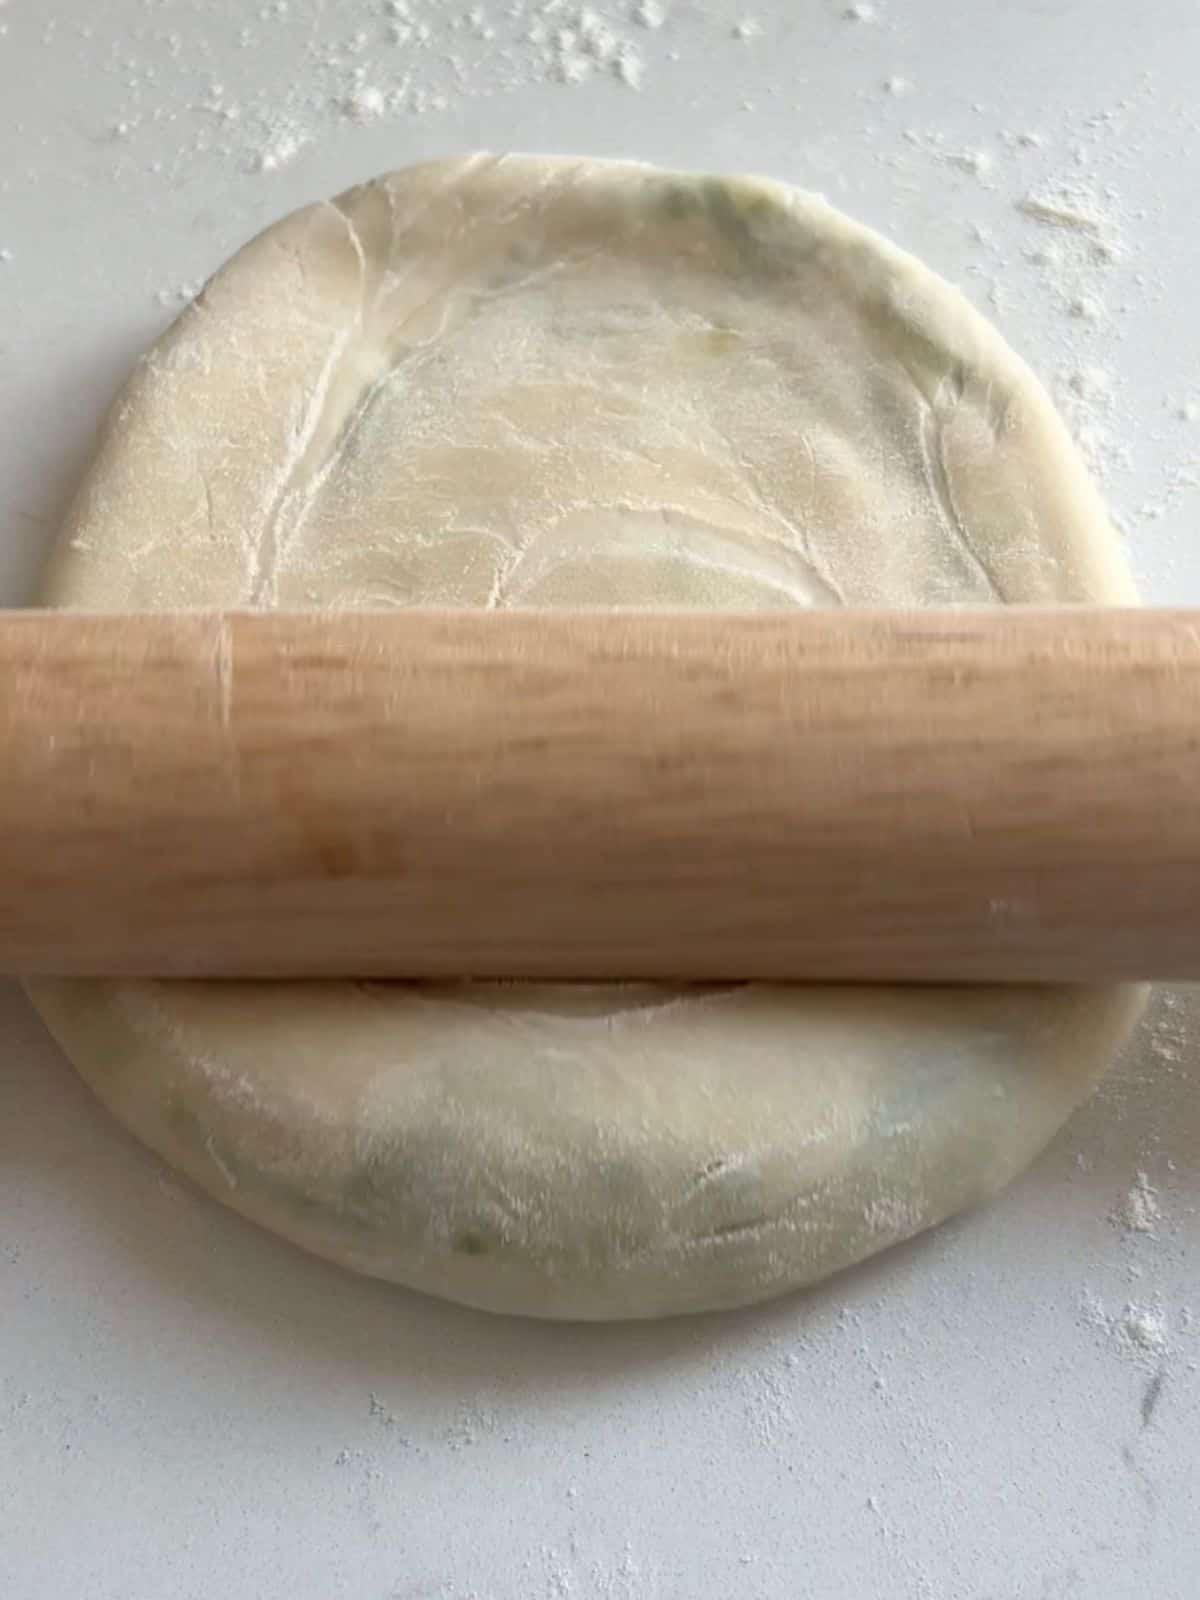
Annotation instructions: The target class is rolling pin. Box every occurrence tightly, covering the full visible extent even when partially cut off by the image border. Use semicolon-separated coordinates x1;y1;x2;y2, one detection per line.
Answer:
2;606;1198;983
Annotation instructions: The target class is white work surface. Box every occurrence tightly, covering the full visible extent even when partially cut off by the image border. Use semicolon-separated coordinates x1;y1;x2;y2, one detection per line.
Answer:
3;2;1200;1595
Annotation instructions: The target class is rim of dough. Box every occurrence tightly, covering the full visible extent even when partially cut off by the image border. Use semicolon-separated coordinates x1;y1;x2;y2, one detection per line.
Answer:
29;155;1144;1319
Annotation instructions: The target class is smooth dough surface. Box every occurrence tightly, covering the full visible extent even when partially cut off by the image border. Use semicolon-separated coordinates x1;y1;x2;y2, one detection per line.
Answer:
30;155;1143;1319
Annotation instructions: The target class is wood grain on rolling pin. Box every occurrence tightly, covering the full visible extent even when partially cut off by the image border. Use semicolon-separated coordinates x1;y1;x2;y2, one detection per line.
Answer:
1;608;1198;981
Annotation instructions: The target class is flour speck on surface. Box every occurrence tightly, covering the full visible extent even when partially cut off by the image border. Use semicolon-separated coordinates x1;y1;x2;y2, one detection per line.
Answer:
342;82;386;120
613;43;644;87
367;1391;406;1431
1016;190;1117;239
253;125;307;172
1148;999;1188;1062
1122;1303;1170;1354
1114;1172;1162;1236
945;148;993;180
155;278;202;306
1067;364;1113;403
1080;1287;1189;1370
1069;292;1105;322
633;0;667;27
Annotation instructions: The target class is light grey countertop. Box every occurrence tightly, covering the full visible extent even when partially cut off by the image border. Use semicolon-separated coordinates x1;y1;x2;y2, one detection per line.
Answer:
2;3;1199;1595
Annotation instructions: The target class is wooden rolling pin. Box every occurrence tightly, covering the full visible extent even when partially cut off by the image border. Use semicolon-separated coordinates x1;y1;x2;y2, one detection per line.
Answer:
3;607;1199;982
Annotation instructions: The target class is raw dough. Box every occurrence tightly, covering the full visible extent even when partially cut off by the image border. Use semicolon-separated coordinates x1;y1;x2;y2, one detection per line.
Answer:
30;155;1143;1319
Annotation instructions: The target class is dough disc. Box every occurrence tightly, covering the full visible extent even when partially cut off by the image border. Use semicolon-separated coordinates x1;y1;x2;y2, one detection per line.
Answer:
30;156;1143;1319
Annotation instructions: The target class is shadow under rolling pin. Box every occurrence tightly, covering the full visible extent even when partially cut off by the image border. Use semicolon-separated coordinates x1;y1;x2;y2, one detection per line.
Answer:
2;606;1197;982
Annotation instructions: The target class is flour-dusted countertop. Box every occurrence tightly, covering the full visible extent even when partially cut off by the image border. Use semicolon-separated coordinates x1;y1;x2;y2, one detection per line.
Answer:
2;3;1199;1596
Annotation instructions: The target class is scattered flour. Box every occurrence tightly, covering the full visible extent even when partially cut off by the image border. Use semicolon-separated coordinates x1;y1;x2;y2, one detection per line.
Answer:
633;0;667;27
253;126;307;172
739;1357;799;1449
945;148;993;180
613;43;644;87
89;0;706;190
1122;1303;1169;1355
540;1541;657;1600
1009;173;1127;347
1114;1172;1162;1236
1016;191;1113;238
155;279;203;306
999;128;1045;149
1067;364;1113;403
1068;292;1105;322
445;1404;498;1452
1080;1289;1187;1369
580;11;620;59
1148;1003;1188;1063
342;83;386;121
367;1391;405;1430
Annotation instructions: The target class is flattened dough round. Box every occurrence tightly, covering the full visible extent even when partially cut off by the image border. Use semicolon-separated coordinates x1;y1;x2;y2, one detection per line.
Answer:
30;156;1143;1319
